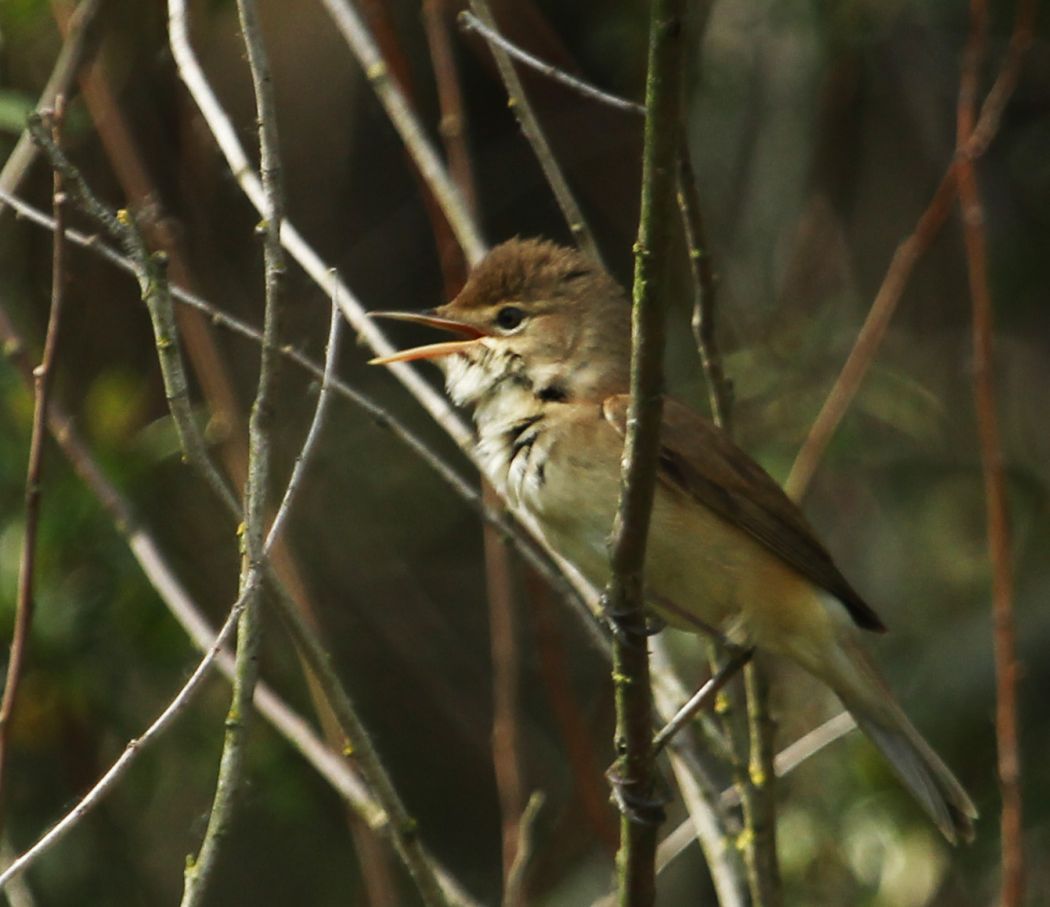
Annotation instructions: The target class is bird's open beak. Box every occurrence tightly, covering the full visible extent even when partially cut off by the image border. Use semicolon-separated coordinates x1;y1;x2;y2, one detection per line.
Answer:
367;310;489;365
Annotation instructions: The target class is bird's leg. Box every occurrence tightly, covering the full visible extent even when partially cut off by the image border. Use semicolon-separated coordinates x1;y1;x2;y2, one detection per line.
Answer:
650;645;754;755
599;590;651;647
605;754;669;827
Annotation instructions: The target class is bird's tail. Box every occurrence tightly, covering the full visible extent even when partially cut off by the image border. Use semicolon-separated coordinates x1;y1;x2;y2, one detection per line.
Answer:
816;637;977;844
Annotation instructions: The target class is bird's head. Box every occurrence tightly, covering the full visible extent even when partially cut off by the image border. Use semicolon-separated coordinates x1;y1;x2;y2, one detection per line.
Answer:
370;238;631;407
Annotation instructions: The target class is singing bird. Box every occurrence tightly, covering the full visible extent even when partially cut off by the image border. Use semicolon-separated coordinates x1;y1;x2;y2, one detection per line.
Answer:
371;237;976;844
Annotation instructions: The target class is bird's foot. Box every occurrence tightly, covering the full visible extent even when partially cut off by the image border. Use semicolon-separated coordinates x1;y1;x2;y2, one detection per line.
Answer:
605;760;668;827
599;593;650;647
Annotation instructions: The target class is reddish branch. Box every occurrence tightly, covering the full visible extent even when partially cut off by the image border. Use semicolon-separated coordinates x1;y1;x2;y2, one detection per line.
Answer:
0;101;69;829
785;0;1037;502
957;1;1024;904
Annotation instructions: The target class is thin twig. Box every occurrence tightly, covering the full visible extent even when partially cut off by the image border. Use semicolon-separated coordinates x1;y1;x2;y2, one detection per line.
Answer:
0;184;604;653
785;0;1037;502
655;712;858;879
0;100;70;833
0;0;103;214
424;0;480;218
466;0;603;264
0;305;480;907
52;0;251;508
956;1;1022;903
648;639;743;907
606;2;687;903
166;0;476;449
676;149;732;431
458;11;646;115
665;753;745;907
265;302;344;554
651;647;752;755
181;0;284;897
503;791;545;907
26;113;240;514
783;168;957;501
0;582;252;893
485;483;527;897
25;117;463;907
422;4;531;888
771;711;856;779
315;0;485;265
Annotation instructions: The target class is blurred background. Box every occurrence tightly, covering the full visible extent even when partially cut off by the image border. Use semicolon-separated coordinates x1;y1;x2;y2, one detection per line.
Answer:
0;0;1047;904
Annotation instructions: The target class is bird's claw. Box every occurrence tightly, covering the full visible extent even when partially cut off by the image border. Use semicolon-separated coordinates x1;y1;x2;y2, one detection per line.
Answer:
605;761;668;826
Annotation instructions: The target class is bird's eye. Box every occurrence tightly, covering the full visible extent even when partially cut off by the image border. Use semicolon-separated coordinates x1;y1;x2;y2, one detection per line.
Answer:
495;306;525;331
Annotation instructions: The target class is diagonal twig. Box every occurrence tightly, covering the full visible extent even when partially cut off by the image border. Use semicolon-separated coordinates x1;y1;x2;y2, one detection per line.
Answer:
785;0;1038;502
25;113;467;907
167;0;476;450
0;184;605;653
317;0;485;265
465;1;603;264
0;296;474;906
0;0;103;214
458;10;645;116
0;579;253;892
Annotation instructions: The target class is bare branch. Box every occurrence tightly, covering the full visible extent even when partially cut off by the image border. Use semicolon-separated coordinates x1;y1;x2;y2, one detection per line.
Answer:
605;2;688;903
316;0;485;265
0;100;70;833
0;581;251;892
503;791;545;907
25;113;240;514
166;0;475;451
466;1;602;264
676;150;732;432
458;10;645;115
265;301;344;555
785;0;1038;502
180;0;285;896
956;1;1023;902
0;0;103;214
23;117;466;907
0;297;477;903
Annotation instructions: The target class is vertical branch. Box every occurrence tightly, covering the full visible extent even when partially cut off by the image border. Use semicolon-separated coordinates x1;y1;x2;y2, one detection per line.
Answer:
738;663;780;906
422;0;479;218
677;109;779;905
676;148;732;432
0;99;69;833
466;0;603;264
423;3;531;893
956;2;1022;904
606;1;687;904
484;496;528;903
180;0;284;901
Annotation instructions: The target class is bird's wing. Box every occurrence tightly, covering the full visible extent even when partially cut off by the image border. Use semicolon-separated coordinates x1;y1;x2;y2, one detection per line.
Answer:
602;395;886;632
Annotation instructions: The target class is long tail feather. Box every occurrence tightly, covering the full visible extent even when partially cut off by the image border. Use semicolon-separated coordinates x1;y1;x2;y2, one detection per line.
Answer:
819;638;977;844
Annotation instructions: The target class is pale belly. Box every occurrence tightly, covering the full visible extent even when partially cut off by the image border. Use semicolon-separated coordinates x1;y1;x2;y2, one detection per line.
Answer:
476;408;849;662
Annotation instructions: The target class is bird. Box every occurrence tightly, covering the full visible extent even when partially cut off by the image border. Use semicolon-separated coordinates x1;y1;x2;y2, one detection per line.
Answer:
369;236;977;844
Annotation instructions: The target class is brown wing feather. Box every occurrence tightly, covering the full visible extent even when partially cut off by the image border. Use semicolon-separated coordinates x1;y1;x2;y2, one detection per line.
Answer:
602;395;886;633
